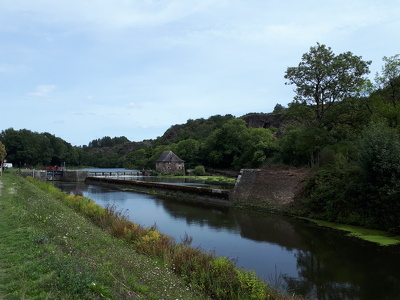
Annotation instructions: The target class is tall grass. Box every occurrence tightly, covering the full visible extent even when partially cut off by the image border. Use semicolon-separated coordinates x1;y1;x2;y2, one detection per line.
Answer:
30;177;307;300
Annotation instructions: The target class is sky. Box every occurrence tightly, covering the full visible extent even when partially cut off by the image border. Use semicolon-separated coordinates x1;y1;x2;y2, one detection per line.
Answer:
1;0;399;146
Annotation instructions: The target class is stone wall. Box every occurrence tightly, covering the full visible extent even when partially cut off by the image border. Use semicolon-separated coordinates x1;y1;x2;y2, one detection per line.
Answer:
16;170;47;181
61;170;89;182
230;167;312;210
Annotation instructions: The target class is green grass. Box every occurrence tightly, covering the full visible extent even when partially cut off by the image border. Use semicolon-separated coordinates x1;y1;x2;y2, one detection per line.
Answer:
0;173;207;299
302;217;400;246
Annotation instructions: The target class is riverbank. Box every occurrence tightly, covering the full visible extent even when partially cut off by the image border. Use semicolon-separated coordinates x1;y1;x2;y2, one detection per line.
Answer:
0;173;207;299
0;173;304;300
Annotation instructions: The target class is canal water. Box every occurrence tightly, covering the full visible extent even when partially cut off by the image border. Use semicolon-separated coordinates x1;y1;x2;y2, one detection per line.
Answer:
56;181;400;300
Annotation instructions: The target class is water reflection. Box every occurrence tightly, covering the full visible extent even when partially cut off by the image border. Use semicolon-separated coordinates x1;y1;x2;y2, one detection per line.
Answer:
56;182;400;300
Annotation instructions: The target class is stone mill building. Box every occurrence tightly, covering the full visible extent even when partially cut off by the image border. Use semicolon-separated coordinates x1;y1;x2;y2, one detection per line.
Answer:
155;151;185;174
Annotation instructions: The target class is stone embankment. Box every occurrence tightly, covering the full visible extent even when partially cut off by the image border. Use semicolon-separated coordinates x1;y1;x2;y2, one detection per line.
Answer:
85;177;233;207
231;167;312;210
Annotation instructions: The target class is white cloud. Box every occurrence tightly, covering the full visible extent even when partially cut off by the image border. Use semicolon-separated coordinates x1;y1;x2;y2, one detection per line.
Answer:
126;102;142;109
28;85;57;97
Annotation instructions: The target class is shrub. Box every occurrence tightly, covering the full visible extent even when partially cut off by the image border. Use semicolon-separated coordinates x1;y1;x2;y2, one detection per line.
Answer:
193;165;206;176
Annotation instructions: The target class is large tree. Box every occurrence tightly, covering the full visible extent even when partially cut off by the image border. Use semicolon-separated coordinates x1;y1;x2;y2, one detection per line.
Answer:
284;43;371;127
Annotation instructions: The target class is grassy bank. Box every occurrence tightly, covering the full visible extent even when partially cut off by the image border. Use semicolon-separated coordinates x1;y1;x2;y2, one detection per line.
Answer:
0;173;207;299
0;173;301;300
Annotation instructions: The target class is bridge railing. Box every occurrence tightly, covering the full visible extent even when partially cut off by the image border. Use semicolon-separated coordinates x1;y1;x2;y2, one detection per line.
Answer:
88;171;144;179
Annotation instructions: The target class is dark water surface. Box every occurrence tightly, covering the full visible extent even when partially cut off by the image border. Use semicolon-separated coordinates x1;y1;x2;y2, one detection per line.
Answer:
56;182;400;300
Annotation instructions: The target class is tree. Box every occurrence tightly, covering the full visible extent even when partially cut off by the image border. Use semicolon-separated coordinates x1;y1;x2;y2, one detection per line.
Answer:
172;139;202;169
0;142;6;175
205;119;248;169
272;103;286;114
0;128;81;167
235;128;278;168
204;119;278;169
124;148;151;169
357;123;400;232
372;55;400;127
88;136;130;148
284;43;371;127
280;126;333;166
375;54;400;107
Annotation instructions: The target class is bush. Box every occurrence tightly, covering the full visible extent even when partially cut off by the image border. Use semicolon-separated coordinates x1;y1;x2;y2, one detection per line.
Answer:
193;165;206;176
357;123;400;232
305;154;362;223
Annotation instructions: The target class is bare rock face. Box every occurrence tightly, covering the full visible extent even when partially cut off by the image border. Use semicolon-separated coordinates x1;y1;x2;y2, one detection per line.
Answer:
240;113;284;129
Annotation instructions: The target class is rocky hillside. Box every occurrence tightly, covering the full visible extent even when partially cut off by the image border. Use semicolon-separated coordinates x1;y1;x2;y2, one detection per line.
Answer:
240;112;284;129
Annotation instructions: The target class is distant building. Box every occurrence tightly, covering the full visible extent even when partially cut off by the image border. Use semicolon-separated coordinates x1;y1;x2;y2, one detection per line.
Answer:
155;151;185;174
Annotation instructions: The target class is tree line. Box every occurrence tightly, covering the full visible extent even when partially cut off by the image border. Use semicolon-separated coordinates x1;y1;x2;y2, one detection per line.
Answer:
1;43;399;232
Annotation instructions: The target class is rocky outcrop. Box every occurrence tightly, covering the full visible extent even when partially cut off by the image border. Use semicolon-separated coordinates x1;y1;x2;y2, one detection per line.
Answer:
240;113;284;129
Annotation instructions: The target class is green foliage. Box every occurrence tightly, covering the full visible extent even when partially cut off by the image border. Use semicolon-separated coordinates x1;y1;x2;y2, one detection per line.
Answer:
303;123;400;233
272;103;286;114
85;152;125;168
285;43;371;127
124;147;151;169
0;128;80;167
172;139;203;169
160;114;235;143
279;126;333;166
236;269;269;299
236;128;278;168
370;55;400;127
375;54;400;108
305;154;362;223
356;123;400;232
205;119;278;169
88;135;130;147
193;165;206;176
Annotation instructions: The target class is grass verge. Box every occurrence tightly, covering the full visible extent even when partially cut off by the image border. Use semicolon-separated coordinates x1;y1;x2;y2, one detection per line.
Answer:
0;173;207;299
